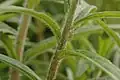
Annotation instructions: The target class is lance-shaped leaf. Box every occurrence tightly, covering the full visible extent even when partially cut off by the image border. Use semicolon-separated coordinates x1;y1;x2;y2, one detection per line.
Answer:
0;0;20;7
0;13;17;22
0;6;61;40
40;0;64;4
66;50;120;80
0;33;17;59
96;20;120;47
74;11;120;27
0;53;41;80
0;22;17;35
74;0;97;21
24;37;57;64
73;24;120;40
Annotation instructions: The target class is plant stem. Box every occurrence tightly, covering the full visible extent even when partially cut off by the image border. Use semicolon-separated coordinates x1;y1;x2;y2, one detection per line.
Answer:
16;14;31;61
46;0;78;80
10;68;20;80
10;0;36;80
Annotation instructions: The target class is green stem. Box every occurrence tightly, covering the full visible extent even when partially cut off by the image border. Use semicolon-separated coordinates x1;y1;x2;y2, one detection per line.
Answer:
10;0;36;80
10;68;20;80
46;0;78;80
16;14;31;61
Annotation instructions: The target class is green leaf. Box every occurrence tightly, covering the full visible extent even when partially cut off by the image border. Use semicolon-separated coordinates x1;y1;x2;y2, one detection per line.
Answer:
0;33;17;59
0;63;8;70
0;53;41;80
74;11;120;27
96;20;120;47
78;36;96;52
75;59;89;79
28;0;40;9
67;50;120;80
0;22;17;35
0;0;19;7
98;33;114;56
0;6;61;40
113;49;120;67
73;24;120;40
66;67;74;80
0;13;17;22
40;0;64;4
74;0;97;21
24;37;57;64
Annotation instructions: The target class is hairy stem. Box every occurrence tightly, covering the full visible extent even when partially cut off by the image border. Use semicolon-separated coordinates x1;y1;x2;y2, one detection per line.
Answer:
10;0;36;80
46;0;78;80
16;14;31;61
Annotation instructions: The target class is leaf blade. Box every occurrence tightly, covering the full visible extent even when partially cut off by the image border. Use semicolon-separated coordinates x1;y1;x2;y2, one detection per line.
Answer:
96;20;120;47
67;50;120;80
0;22;17;34
24;37;57;64
0;53;41;80
75;11;120;27
0;6;61;40
0;33;17;59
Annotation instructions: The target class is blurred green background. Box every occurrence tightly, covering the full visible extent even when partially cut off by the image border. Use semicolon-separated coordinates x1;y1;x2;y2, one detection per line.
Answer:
0;0;120;80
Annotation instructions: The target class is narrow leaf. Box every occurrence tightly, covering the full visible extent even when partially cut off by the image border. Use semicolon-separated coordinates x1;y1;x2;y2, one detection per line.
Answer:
96;20;120;47
28;0;40;9
66;67;74;80
74;11;120;27
67;50;120;80
41;0;64;4
73;24;120;40
0;6;61;40
0;53;41;80
0;33;17;59
0;13;17;22
24;37;57;64
98;33;114;56
74;0;97;21
0;22;17;35
0;0;19;7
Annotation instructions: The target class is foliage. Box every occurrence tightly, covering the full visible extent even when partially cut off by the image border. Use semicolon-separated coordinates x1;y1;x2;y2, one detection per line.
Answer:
0;0;120;80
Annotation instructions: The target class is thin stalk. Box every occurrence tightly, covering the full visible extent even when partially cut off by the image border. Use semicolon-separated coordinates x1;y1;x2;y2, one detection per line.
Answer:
46;0;78;80
10;0;36;80
10;69;20;80
16;14;31;61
